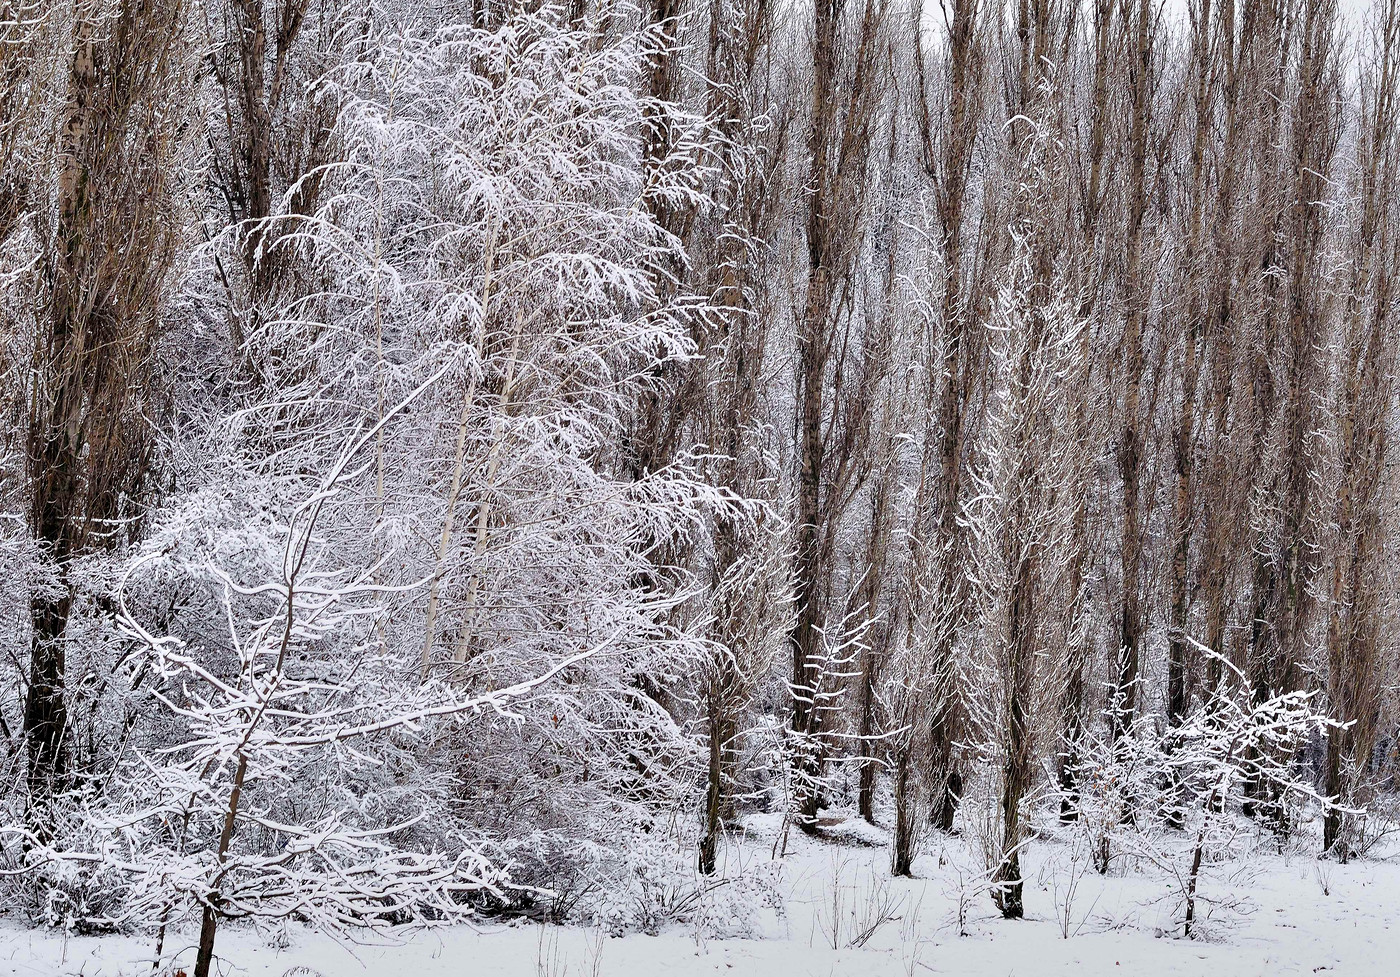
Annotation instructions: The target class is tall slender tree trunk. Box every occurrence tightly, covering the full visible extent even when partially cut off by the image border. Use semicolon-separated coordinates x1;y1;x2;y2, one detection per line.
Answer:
1111;0;1153;745
1322;0;1396;854
24;10;99;811
25;0;185;825
906;0;983;835
993;550;1036;920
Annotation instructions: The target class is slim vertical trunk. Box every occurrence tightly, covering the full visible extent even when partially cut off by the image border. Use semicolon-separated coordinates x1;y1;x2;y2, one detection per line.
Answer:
854;238;902;824
891;747;915;876
789;0;890;831
193;752;249;977
233;0;270;231
694;0;776;871
1196;0;1242;701
1057;630;1084;822
1057;0;1113;822
698;691;729;873
853;480;894;824
993;553;1036;920
25;1;184;822
1321;0;1396;856
23;8;98;808
789;0;842;827
1241;0;1288;722
1167;0;1218;737
1243;0;1341;826
629;0;704;482
904;0;984;835
225;0;311;296
1111;0;1154;744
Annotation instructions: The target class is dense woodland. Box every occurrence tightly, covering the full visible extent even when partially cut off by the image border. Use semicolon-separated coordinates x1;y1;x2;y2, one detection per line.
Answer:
1;0;1399;970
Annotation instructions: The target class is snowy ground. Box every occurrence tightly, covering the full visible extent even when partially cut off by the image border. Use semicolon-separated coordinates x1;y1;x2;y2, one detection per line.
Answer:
3;812;1397;977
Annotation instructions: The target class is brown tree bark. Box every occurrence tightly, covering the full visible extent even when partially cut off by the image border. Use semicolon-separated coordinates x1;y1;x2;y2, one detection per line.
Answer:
1110;0;1155;745
900;0;986;843
1321;0;1397;857
25;0;187;824
789;0;892;831
696;0;778;873
1057;0;1114;822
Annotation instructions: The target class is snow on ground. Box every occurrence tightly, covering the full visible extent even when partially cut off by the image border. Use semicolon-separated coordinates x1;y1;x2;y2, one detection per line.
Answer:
3;812;1396;977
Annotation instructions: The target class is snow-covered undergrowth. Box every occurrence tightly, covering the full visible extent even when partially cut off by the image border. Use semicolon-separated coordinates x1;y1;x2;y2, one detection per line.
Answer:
5;808;1397;977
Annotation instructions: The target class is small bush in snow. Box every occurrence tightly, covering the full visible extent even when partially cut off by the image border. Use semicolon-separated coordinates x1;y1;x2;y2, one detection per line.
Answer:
583;836;782;937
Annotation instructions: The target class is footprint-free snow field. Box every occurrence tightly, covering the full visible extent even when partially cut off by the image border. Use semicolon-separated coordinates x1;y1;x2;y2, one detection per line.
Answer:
4;812;1395;977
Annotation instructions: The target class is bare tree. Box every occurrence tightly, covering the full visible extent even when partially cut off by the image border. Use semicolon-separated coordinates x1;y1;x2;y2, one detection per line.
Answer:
902;0;989;839
971;32;1086;910
1319;0;1400;859
1242;0;1343;826
971;207;1085;922
1055;0;1114;823
1165;0;1223;738
1107;0;1159;744
695;0;787;874
23;0;190;820
787;0;895;829
205;0;324;305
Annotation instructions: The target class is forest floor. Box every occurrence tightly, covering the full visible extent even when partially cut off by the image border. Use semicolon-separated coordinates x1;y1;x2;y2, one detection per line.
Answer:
3;809;1397;977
